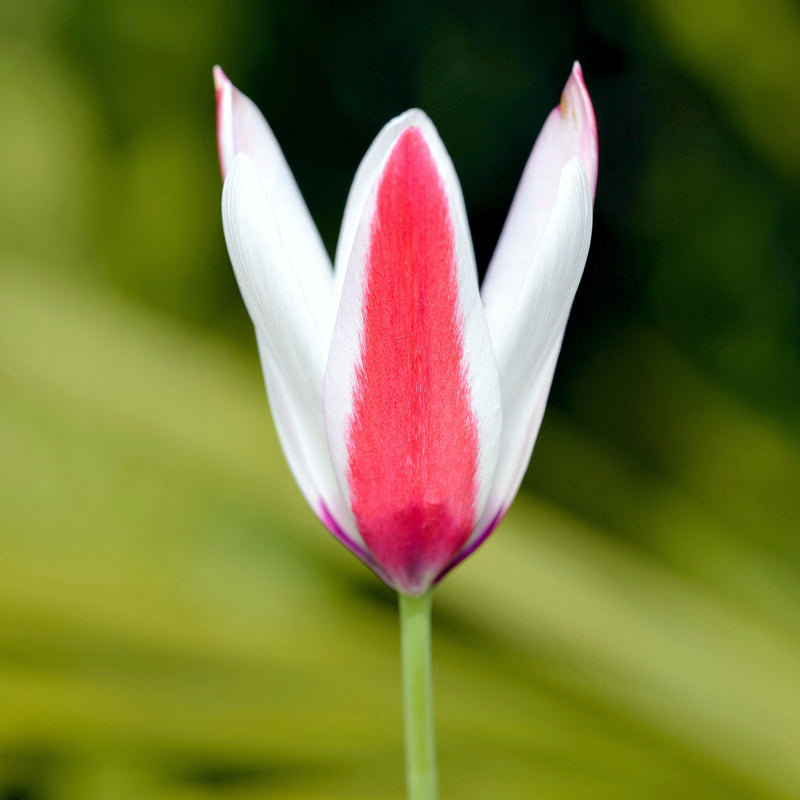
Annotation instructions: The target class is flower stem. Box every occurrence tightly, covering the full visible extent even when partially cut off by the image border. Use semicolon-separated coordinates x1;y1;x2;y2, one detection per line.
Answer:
399;590;437;800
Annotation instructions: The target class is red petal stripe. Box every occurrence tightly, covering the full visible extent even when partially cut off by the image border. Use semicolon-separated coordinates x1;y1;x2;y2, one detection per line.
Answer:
346;127;479;593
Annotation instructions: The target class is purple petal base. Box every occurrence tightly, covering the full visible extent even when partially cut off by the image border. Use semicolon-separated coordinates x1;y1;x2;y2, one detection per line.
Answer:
319;502;393;586
434;507;505;585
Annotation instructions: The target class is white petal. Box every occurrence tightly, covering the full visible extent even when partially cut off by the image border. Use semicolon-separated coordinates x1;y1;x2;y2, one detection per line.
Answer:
222;153;361;544
256;335;366;559
482;62;597;345
214;66;334;340
476;158;592;534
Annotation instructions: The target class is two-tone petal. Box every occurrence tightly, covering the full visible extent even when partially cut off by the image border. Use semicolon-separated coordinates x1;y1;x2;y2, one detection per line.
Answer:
324;113;502;595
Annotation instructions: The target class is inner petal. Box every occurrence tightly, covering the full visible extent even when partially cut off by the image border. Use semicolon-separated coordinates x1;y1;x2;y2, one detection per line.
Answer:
346;127;479;593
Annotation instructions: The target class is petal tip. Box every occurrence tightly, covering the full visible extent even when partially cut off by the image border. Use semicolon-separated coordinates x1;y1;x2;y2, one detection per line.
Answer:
389;108;435;138
560;63;592;125
560;62;598;196
213;64;228;91
215;66;234;180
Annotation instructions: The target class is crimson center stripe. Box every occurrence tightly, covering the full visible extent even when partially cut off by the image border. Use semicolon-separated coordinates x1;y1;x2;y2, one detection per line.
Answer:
346;127;479;593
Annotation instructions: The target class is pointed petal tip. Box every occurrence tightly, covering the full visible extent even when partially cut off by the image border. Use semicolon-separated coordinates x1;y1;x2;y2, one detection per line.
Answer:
560;61;598;196
560;62;594;127
212;65;227;89
383;109;438;144
393;107;431;126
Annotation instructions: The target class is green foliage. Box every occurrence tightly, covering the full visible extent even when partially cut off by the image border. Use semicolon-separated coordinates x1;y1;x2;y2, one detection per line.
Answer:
2;268;799;798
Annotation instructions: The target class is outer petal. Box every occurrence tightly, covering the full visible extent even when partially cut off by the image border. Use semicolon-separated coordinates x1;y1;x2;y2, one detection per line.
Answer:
481;62;597;343
222;153;363;553
474;159;593;540
324;113;502;595
214;66;334;339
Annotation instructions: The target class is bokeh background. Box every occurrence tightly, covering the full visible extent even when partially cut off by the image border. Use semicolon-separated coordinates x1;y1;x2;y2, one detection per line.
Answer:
2;0;799;798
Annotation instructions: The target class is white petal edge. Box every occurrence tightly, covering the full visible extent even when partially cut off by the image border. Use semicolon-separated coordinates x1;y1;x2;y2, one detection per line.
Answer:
332;109;428;317
324;111;502;531
222;153;362;544
215;66;335;341
482;62;597;347
255;335;363;548
474;158;592;537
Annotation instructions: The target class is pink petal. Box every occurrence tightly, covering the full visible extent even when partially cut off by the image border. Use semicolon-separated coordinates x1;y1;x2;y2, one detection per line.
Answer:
332;110;422;322
324;115;501;595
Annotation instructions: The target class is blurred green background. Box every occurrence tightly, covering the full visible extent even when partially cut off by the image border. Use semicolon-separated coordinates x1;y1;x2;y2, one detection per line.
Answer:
1;0;799;798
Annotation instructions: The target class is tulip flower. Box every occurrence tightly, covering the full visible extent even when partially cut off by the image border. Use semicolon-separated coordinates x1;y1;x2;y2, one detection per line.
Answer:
215;63;596;800
215;64;597;597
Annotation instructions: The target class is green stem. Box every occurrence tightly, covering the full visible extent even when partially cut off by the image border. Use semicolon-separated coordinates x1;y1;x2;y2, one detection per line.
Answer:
399;590;437;800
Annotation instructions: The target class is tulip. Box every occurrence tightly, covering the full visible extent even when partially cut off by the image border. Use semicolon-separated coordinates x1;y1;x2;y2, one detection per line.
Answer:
214;64;597;598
